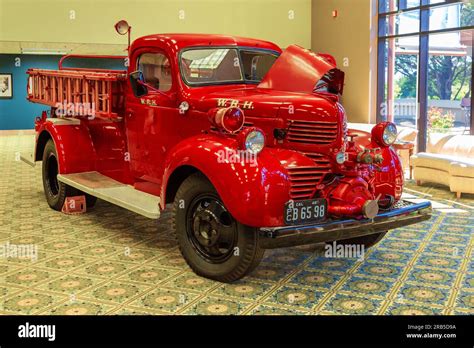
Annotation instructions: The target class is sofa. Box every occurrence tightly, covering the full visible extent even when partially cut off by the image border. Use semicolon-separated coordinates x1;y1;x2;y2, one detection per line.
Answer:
411;134;474;198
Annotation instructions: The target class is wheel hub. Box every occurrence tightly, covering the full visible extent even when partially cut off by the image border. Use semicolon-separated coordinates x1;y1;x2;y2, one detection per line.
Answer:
187;196;237;263
193;211;220;246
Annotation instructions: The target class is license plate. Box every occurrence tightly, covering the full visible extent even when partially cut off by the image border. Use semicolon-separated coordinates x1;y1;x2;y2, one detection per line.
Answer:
284;198;327;225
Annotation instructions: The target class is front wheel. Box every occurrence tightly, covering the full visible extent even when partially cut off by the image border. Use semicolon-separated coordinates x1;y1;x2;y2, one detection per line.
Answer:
172;173;264;282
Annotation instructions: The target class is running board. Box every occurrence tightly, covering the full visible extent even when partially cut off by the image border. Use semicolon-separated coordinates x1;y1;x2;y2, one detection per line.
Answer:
20;152;36;167
57;171;160;219
19;135;37;167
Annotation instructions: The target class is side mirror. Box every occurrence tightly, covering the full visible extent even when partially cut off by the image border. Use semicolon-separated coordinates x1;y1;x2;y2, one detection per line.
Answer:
114;20;132;52
129;70;148;97
114;20;130;36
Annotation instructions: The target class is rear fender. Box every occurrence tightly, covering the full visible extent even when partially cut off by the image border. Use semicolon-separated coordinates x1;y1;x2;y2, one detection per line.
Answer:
35;119;96;174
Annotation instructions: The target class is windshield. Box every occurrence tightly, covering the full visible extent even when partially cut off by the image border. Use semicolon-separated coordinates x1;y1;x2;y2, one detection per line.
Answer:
180;48;278;85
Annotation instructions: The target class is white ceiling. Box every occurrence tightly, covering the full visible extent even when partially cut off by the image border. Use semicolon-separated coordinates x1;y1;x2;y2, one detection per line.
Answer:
0;41;127;55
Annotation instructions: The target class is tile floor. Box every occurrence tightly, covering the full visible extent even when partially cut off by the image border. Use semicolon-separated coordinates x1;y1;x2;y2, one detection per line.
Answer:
0;135;473;315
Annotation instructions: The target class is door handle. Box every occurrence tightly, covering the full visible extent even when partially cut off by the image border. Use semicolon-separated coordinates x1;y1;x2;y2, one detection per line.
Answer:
126;109;134;118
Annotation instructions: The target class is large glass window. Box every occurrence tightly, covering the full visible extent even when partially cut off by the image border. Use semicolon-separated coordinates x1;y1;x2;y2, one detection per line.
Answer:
378;35;420;130
427;30;472;135
377;0;473;151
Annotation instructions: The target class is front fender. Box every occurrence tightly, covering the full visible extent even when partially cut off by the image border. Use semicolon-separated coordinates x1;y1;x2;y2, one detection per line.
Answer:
162;134;309;227
35;119;96;174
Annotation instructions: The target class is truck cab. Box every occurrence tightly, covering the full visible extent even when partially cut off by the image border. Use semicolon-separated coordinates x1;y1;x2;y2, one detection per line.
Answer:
124;33;281;187
24;21;431;282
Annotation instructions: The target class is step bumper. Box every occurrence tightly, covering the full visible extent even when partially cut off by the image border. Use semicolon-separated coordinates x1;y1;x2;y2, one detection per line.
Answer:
258;200;432;249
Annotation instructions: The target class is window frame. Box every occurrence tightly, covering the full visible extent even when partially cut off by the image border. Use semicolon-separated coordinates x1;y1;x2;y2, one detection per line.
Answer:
178;46;280;87
376;0;474;150
136;51;174;93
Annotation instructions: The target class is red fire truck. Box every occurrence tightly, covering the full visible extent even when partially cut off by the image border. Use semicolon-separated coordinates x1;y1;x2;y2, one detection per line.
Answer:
23;21;431;282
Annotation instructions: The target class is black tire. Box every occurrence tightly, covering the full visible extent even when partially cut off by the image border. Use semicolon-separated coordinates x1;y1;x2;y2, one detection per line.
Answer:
336;232;387;249
42;139;74;210
172;173;264;282
42;139;97;210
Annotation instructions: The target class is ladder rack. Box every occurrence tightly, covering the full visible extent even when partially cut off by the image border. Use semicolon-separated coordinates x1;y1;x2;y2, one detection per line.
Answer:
27;68;127;121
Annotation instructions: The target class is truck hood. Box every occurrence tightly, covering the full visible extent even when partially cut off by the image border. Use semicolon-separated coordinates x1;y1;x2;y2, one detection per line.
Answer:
193;87;341;122
190;44;344;121
258;44;344;95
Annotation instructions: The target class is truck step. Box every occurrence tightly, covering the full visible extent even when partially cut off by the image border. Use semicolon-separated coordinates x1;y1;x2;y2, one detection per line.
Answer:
57;171;160;219
20;136;37;167
20;152;36;167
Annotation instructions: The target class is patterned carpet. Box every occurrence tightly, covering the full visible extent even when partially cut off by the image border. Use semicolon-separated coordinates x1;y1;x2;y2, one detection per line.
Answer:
0;134;473;315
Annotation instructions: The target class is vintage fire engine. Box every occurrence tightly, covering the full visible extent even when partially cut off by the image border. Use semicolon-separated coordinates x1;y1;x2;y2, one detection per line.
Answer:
22;21;431;282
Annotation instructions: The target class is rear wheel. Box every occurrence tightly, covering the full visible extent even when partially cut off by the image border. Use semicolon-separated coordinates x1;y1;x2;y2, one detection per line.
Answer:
42;139;97;210
172;173;264;282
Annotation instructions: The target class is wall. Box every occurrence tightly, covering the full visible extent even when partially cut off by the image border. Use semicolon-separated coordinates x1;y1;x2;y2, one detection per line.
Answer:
0;55;128;130
311;0;376;123
0;0;378;130
0;0;312;130
0;0;311;51
0;54;60;130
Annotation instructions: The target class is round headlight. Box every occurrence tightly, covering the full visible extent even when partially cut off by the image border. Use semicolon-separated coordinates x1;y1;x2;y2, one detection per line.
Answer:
245;130;265;154
382;123;397;146
371;122;398;147
237;127;265;155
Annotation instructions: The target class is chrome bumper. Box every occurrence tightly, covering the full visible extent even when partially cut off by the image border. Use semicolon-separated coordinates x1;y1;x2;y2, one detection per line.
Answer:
259;200;432;249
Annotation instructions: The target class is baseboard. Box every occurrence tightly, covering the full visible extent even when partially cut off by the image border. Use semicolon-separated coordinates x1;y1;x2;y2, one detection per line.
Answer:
0;129;35;136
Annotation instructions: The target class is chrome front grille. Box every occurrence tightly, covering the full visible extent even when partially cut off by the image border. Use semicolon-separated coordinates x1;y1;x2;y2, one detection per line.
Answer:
301;152;333;168
287;120;338;145
286;166;326;199
286;153;333;200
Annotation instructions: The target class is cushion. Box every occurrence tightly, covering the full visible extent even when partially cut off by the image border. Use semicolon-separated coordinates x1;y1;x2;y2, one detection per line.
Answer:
413;166;450;186
427;134;474;158
412;152;474;171
411;153;454;172
449;175;474;194
449;161;474;178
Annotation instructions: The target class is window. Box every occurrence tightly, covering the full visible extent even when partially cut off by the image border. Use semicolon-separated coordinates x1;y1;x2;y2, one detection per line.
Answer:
181;49;242;84
137;52;172;92
180;48;278;85
427;30;472;135
377;0;473;151
240;50;278;81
